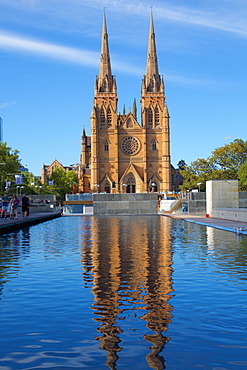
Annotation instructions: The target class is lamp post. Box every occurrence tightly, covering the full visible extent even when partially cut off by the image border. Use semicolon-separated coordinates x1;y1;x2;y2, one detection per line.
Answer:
197;182;202;192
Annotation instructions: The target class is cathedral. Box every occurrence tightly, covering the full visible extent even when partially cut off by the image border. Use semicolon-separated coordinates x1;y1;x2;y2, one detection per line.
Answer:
80;13;172;194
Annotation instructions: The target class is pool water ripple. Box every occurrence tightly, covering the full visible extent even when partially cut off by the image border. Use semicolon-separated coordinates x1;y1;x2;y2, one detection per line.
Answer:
0;215;246;369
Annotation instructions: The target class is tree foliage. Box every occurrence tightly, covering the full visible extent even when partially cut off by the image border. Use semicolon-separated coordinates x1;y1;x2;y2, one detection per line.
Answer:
238;161;247;191
0;142;21;193
179;139;247;191
177;159;187;170
49;167;78;200
211;139;247;176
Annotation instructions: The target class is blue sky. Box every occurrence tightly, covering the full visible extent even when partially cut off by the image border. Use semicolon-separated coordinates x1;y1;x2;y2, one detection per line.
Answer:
1;0;247;175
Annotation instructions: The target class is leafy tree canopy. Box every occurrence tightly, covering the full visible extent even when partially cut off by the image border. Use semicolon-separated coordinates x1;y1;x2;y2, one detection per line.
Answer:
238;161;247;191
0;142;21;192
177;159;187;170
179;139;247;191
49;167;78;201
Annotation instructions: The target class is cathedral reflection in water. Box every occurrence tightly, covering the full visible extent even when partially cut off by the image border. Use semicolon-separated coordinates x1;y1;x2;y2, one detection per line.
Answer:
81;215;174;370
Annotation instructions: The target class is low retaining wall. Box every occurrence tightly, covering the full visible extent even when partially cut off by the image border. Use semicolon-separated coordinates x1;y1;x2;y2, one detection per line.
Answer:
212;208;247;222
93;193;158;215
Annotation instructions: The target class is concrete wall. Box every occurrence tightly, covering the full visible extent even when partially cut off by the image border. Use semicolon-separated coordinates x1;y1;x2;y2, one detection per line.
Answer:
29;204;58;214
187;192;206;214
160;199;177;212
239;192;247;208
93;193;158;215
212;208;247;222
206;180;238;217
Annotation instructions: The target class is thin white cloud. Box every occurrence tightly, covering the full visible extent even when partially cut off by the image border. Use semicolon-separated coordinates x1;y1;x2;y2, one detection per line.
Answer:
51;1;247;37
0;101;16;108
0;31;99;67
2;0;247;37
166;73;215;86
0;30;146;75
0;30;213;85
223;135;234;141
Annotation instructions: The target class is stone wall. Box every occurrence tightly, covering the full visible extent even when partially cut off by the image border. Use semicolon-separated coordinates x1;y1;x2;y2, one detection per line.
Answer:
212;208;247;222
239;192;247;208
206;180;239;217
93;193;158;215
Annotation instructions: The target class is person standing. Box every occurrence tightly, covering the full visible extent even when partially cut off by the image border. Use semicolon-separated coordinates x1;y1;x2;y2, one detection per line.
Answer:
1;193;10;218
10;195;19;219
21;194;30;218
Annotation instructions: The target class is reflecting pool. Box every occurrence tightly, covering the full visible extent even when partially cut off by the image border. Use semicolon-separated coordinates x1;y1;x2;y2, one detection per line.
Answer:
0;215;247;370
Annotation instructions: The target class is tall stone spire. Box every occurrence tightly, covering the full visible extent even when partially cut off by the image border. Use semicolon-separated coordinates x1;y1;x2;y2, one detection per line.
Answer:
146;11;159;79
143;11;162;93
96;12;115;93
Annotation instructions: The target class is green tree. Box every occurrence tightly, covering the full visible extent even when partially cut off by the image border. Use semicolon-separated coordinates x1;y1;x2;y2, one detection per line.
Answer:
50;167;78;200
0;142;21;193
211;139;247;177
179;139;247;191
177;159;187;170
238;161;247;191
179;158;218;191
20;171;37;185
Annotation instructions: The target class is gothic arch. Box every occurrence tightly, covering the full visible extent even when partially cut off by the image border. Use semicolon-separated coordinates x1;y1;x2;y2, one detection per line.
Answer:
106;106;112;124
154;105;160;126
100;107;105;125
104;140;109;152
151;139;157;151
147;107;153;126
148;174;161;193
126;118;133;128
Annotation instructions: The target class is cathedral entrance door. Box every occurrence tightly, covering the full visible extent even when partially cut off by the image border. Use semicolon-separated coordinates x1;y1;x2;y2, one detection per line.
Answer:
126;184;136;193
125;177;136;193
105;186;110;193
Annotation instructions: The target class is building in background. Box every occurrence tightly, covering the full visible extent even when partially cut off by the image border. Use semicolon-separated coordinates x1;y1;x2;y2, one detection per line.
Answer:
41;159;80;184
80;13;172;194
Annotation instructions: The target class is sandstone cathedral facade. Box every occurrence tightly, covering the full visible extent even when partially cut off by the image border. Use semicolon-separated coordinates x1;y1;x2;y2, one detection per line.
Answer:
79;13;172;194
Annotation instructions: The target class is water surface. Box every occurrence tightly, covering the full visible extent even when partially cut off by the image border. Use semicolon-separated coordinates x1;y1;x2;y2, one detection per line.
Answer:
0;215;246;370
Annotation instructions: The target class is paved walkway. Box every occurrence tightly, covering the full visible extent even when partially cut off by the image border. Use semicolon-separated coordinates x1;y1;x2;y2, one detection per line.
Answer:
160;212;247;235
0;212;61;233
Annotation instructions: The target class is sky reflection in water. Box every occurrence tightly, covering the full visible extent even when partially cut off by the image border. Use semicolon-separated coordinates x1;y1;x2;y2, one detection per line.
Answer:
0;215;246;370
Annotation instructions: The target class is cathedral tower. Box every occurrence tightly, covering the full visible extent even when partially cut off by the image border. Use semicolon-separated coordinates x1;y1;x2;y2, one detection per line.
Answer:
80;13;171;194
141;12;171;193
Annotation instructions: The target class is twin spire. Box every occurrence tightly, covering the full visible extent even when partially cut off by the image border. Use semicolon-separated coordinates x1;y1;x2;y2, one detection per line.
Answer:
96;12;114;93
97;11;162;94
99;13;112;83
146;12;159;81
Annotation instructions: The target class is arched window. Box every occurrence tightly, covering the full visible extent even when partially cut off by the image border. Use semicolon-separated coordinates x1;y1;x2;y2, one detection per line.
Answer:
147;79;154;92
126;177;136;193
155;107;160;126
100;80;107;92
126;118;133;128
147;108;153;126
151;139;157;151
100;109;105;125
105;182;110;193
107;108;112;124
104;141;109;152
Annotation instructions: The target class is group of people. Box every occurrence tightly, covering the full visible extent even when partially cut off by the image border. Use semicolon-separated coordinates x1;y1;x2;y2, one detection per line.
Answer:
0;193;30;219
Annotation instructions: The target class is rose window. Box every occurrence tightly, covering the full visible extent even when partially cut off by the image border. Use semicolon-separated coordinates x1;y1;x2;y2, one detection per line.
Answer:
121;136;140;155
